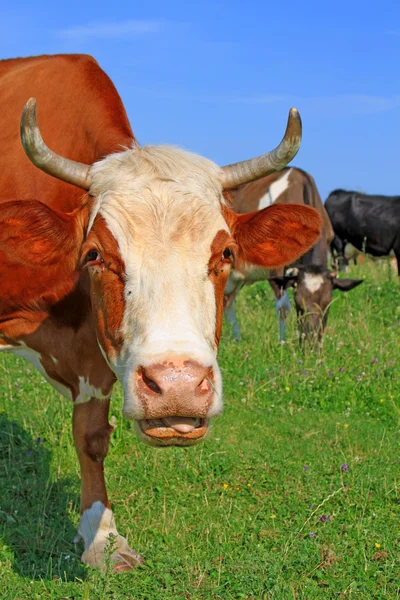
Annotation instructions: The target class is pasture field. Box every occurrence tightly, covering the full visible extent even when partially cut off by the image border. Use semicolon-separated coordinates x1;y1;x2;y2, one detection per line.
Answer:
0;260;399;599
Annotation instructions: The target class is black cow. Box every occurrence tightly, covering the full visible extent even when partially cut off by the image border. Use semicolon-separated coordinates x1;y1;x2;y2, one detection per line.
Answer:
325;190;400;274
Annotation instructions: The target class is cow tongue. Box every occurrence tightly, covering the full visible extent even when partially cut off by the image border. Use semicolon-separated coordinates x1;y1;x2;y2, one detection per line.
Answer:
162;417;200;433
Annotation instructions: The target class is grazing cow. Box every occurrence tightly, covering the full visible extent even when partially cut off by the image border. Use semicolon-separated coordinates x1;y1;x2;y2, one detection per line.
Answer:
0;54;322;570
269;265;363;348
325;189;400;274
224;168;334;340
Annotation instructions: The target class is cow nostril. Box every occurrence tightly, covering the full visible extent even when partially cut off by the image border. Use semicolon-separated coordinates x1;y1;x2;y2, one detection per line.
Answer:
198;369;214;394
142;369;162;394
198;378;211;393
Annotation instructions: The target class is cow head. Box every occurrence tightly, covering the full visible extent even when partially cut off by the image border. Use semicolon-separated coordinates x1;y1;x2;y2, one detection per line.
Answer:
270;266;363;347
19;98;322;446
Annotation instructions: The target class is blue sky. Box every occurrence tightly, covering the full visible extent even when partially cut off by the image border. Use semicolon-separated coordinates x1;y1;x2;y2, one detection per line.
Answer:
2;0;400;199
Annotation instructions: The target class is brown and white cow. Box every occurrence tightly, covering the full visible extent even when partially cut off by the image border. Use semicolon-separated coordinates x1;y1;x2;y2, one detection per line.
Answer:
0;54;322;570
224;167;335;341
269;265;363;348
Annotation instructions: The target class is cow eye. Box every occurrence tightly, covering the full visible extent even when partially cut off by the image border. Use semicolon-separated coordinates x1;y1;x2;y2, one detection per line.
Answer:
86;249;101;263
222;248;234;261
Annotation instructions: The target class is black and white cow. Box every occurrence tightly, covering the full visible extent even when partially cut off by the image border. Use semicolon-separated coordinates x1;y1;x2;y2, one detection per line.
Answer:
325;189;400;274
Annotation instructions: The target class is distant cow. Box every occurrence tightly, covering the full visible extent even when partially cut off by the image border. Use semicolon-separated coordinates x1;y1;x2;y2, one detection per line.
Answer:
325;189;400;274
224;168;335;340
269;265;363;348
335;242;396;271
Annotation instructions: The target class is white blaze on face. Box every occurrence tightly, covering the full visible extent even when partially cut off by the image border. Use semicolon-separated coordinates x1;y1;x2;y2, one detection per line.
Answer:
89;145;227;418
303;273;325;294
258;168;292;209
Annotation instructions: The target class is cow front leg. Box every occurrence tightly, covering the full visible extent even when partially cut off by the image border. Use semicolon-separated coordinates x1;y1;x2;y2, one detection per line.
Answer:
72;398;143;571
224;300;241;341
275;289;291;342
394;248;400;276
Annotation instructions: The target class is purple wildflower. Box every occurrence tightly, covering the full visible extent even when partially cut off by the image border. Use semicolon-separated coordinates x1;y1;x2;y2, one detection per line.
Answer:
339;367;345;373
309;532;315;538
320;514;330;522
303;465;309;471
341;463;349;472
35;437;42;444
371;358;378;365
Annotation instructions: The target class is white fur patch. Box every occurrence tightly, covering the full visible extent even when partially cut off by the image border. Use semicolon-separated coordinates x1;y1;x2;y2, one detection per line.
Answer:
258;168;292;209
87;145;227;420
75;376;110;404
0;342;15;352
76;501;119;550
75;501;142;569
10;344;72;400
303;273;325;294
7;344;108;403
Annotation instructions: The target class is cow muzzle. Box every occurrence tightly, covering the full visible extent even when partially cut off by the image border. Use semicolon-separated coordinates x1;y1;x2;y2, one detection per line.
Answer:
132;358;219;447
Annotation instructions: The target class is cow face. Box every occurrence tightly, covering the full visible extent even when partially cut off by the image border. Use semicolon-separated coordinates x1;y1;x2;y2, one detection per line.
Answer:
270;266;363;347
19;99;322;447
76;147;322;446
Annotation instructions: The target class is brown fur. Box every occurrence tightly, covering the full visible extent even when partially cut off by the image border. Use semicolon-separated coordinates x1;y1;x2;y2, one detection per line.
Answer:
224;203;322;268
73;399;112;511
82;214;127;359
208;229;236;345
228;167;334;245
0;54;133;212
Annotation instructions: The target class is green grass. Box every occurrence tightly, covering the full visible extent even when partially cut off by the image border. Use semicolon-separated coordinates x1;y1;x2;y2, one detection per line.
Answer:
1;259;399;599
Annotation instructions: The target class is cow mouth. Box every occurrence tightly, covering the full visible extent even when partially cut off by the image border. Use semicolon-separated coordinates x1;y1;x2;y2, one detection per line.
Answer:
137;417;209;446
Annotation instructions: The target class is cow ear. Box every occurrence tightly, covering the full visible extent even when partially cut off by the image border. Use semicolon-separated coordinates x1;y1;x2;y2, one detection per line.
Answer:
226;203;322;268
332;278;363;292
0;199;86;266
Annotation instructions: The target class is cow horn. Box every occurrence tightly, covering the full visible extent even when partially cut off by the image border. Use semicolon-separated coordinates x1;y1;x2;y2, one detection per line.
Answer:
220;108;302;189
20;98;91;190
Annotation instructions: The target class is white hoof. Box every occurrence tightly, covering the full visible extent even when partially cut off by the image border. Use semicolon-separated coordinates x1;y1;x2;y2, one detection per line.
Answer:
76;501;143;571
81;533;143;571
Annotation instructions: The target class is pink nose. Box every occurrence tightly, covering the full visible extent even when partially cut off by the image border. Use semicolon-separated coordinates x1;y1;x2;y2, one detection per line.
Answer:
136;358;214;419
